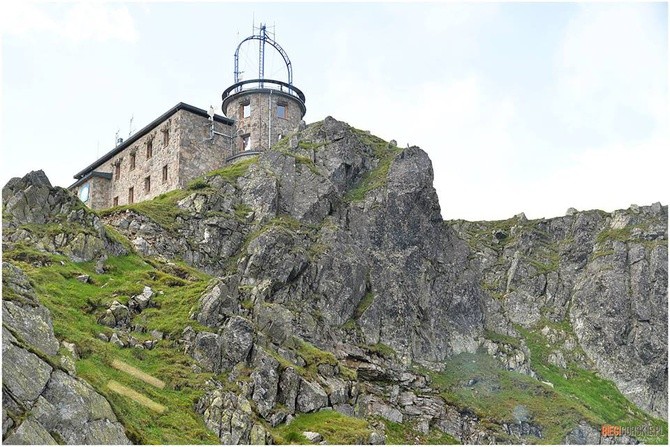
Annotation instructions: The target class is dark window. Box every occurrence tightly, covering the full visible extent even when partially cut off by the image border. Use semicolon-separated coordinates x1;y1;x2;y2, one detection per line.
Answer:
277;104;286;119
242;134;251;151
130;153;136;170
128;187;134;204
114;163;121;180
113;196;119;207
162;165;168;183
163;127;170;146
146;140;153;158
144;176;151;193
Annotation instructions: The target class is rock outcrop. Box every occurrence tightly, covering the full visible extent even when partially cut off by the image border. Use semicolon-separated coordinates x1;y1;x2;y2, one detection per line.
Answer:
2;118;666;444
2;170;126;262
2;262;131;444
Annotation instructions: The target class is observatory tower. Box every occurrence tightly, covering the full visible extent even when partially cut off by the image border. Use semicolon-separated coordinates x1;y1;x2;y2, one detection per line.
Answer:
222;24;306;156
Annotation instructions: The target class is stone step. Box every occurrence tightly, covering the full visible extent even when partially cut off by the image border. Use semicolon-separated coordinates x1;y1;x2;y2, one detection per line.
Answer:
111;359;165;389
107;380;167;413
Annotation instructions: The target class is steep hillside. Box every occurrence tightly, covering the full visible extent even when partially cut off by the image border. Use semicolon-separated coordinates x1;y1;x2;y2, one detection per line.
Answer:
2;118;667;445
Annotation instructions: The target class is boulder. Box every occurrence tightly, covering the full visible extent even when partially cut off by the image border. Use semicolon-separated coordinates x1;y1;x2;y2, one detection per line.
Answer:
303;431;323;443
296;379;328;413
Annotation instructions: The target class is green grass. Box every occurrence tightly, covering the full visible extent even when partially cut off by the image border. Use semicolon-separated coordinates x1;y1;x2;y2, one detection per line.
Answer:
353;291;374;319
517;326;667;444
345;130;402;202
367;343;396;359
424;338;667;444
381;418;460;444
271;410;371;444
3;250;219;444
425;351;594;443
99;189;191;232
596;227;632;244
205;156;258;182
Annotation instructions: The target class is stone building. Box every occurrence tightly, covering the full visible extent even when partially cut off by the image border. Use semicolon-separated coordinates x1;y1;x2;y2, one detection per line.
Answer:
69;25;306;210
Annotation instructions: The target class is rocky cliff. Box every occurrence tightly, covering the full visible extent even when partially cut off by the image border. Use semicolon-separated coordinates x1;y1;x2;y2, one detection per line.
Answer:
2;118;667;444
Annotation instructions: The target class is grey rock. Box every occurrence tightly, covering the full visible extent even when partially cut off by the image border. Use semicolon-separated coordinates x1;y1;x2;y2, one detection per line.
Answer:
3;418;57;445
109;301;130;327
369;431;386;445
109;332;125;348
2;340;52;405
196;276;241;327
303;431;323;443
2;264;59;355
250;347;280;418
296;378;329;413
97;309;116;328
278;367;301;413
76;274;90;283
36;370;129;444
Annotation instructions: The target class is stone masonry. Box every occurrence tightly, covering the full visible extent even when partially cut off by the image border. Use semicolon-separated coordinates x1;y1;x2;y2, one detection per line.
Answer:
70;104;235;210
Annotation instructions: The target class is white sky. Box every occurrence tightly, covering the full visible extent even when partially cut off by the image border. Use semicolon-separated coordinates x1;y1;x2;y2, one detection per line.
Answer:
1;1;668;221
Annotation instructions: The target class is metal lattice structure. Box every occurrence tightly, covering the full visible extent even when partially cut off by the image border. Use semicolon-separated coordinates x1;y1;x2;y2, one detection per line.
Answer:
233;24;293;87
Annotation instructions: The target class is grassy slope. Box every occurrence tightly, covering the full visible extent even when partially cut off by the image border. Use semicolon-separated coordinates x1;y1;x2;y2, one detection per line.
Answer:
424;346;667;444
3;249;218;444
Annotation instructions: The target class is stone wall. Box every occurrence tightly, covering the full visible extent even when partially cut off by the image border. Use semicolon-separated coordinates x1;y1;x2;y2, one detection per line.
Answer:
87;176;111;210
175;109;235;189
224;90;304;153
97;118;180;207
89;109;232;209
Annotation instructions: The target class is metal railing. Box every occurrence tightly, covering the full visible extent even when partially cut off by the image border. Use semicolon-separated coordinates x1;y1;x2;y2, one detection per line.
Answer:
222;79;306;104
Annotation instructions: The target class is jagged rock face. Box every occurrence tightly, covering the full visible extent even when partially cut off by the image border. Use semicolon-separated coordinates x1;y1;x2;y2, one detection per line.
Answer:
102;117;667;425
106;117;486;365
4;118;666;444
2;262;130;445
451;204;668;419
2;170;126;262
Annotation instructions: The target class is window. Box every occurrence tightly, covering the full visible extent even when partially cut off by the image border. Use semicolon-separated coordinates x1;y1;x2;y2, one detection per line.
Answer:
277;133;283;142
242;134;251;151
146;140;153;158
128;187;134;204
130;153;136;170
113;196;119;207
162;165;168;183
144;176;151;193
243;103;251;118
277;104;286;119
114;163;121;180
162;127;170;146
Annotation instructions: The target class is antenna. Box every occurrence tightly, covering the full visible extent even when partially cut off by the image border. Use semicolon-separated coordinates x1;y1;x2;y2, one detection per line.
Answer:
128;115;134;137
115;129;123;147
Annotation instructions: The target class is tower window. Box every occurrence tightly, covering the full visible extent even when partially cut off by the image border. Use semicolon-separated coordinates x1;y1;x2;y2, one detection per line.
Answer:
128;187;134;204
146;140;153;158
114;162;121;180
277;104;286;119
162;165;168;183
243;104;251;118
144;176;151;193
113;196;119;207
130;153;136;170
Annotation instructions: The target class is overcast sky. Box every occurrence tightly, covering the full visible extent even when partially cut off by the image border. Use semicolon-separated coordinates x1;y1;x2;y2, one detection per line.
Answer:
2;1;668;221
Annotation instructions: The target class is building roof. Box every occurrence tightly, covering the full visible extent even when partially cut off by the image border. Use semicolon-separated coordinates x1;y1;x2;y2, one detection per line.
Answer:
73;102;234;180
68;171;112;189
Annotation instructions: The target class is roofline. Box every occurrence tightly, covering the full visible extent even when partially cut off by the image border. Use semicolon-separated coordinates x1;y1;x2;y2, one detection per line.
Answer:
68;171;112;189
73;102;234;179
